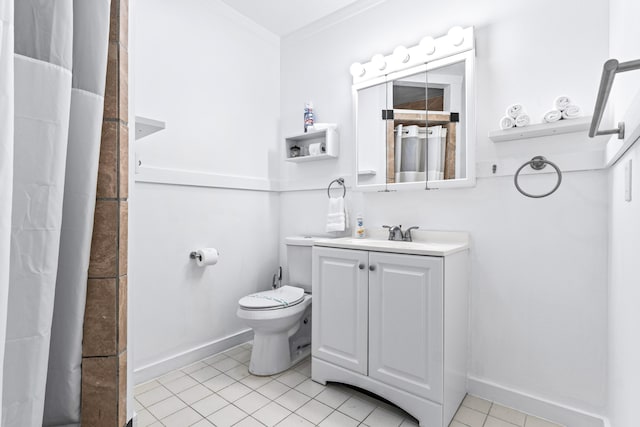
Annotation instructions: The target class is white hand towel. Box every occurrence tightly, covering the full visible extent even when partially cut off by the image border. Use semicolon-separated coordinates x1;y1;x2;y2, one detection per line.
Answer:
561;104;581;119
500;116;515;130
326;196;348;232
554;96;571;111
506;104;524;119
514;113;531;127
543;110;562;123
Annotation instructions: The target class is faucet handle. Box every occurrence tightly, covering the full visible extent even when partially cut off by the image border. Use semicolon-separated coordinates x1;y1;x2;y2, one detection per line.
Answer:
382;225;394;240
404;226;419;242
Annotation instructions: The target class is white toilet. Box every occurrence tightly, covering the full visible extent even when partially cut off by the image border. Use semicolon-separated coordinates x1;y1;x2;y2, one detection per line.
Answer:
237;236;317;376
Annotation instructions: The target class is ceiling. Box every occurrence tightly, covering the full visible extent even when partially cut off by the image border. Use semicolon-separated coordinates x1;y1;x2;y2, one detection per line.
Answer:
220;0;362;36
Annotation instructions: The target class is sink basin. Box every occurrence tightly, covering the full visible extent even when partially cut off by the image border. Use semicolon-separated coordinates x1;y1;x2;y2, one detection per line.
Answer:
315;230;469;256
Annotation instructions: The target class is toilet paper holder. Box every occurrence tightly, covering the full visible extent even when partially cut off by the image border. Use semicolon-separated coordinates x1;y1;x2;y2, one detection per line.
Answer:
190;249;221;265
190;250;222;261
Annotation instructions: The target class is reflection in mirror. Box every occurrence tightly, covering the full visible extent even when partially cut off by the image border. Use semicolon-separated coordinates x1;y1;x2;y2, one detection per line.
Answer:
388;62;465;185
356;82;388;187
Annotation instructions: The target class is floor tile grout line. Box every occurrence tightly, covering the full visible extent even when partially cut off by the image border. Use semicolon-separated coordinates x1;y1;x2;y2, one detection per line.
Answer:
481;402;495;427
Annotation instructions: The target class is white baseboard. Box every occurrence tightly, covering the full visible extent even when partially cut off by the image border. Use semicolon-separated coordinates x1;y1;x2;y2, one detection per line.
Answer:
133;329;253;385
467;376;606;427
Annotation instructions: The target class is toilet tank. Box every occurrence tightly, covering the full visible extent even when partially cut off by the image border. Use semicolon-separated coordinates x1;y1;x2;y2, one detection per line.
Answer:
286;236;319;293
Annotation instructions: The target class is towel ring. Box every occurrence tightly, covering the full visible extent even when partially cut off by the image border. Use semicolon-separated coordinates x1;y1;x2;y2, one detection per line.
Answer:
327;178;346;198
514;156;562;198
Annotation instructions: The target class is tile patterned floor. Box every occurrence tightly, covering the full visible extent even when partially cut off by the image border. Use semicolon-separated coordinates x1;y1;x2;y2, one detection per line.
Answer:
134;343;564;427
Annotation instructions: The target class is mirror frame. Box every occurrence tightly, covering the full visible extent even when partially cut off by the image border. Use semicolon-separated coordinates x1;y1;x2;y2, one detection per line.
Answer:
354;49;476;191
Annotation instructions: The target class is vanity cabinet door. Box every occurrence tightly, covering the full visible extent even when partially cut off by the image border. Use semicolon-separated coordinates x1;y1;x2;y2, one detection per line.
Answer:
368;252;444;402
312;247;369;375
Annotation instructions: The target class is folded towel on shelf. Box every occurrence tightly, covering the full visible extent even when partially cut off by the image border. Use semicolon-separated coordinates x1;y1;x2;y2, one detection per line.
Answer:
561;104;582;119
500;116;516;130
514;113;531;127
554;96;572;111
326;196;349;232
543;110;562;123
506;104;525;119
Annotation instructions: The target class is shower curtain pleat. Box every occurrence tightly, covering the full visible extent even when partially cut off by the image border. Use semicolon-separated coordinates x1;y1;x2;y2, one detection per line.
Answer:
0;1;14;424
44;1;110;424
2;1;111;426
3;52;72;427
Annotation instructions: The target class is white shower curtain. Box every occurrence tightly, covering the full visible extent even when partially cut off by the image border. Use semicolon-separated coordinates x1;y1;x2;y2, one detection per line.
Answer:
1;1;111;426
0;0;14;424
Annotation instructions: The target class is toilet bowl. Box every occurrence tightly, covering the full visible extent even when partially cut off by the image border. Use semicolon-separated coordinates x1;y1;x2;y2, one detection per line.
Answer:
237;236;318;376
237;286;312;375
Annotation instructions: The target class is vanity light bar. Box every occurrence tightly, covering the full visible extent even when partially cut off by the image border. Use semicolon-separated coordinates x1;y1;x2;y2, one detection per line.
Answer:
350;26;475;84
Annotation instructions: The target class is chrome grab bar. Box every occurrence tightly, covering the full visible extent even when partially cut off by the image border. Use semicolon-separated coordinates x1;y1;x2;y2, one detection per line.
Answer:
589;58;640;140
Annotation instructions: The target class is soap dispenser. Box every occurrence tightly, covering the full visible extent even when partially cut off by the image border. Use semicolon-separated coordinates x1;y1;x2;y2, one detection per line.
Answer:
355;213;366;238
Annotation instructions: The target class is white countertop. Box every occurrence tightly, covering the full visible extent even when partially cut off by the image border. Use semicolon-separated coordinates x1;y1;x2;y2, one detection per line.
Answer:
314;229;469;257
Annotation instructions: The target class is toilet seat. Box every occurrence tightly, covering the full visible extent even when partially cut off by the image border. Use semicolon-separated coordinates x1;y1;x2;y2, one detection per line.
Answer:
239;285;305;310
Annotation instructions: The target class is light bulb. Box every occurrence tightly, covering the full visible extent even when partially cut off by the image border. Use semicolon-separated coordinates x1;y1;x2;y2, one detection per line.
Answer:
448;26;465;46
371;54;386;71
350;62;365;77
419;36;436;55
393;45;410;63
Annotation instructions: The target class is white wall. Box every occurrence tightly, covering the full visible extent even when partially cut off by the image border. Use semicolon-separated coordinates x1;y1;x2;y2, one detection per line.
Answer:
607;1;640;426
279;0;610;421
132;184;279;380
132;0;281;382
135;0;280;179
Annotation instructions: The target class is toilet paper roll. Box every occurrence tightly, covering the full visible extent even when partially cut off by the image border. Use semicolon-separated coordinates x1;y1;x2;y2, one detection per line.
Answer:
309;142;322;156
196;248;219;267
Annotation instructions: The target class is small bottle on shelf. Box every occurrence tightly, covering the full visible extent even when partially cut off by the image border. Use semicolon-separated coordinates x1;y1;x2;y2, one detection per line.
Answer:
304;102;314;133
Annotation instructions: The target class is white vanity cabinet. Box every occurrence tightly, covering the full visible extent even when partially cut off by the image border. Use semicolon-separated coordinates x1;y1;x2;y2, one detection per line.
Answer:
311;237;469;427
311;247;369;375
368;251;444;403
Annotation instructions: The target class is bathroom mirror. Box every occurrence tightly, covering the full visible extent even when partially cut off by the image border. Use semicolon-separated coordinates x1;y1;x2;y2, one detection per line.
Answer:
354;50;475;191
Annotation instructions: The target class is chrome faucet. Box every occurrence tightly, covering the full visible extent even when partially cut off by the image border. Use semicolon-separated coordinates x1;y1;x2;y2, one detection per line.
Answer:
383;225;419;242
383;225;404;241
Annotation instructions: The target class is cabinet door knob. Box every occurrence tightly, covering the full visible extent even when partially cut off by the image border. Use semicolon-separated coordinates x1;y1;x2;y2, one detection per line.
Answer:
358;263;365;270
369;265;376;271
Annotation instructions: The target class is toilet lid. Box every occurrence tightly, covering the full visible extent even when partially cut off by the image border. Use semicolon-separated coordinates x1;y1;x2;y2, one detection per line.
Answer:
239;285;305;310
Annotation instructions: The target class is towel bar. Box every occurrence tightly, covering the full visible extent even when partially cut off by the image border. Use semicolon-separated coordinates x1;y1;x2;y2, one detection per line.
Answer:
589;58;640;140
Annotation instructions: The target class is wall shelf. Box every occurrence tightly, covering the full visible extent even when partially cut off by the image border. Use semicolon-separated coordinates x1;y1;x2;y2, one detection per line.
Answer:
358;170;377;176
285;153;336;163
488;116;592;142
285;125;339;162
135;116;166;140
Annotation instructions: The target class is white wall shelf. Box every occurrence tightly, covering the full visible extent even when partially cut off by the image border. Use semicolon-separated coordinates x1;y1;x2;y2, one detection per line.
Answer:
358;169;377;176
285;125;339;162
135;116;166;140
488;116;592;142
285;153;336;163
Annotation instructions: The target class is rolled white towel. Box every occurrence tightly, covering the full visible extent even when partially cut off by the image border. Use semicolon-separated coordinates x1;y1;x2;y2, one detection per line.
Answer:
543;110;562;123
561;104;582;119
499;116;515;130
514;113;530;127
506;104;525;119
554;96;571;111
